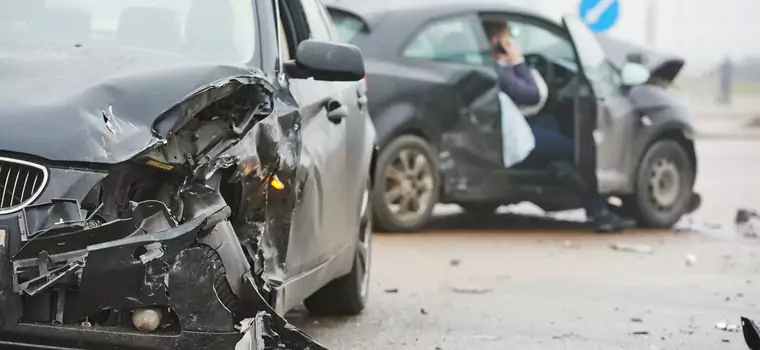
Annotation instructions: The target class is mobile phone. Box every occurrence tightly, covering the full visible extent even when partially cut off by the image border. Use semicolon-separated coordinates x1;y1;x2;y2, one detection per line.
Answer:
492;41;508;55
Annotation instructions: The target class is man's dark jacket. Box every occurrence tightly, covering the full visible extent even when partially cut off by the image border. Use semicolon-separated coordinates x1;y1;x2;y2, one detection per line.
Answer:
496;60;540;105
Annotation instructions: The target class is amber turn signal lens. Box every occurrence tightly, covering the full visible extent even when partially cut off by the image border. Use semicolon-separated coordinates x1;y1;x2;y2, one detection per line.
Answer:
270;175;285;190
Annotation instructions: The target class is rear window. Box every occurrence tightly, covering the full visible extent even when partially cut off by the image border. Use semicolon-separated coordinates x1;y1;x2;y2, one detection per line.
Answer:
327;9;367;42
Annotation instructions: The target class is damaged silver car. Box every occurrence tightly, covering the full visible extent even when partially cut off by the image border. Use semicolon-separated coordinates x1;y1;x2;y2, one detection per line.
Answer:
0;0;375;349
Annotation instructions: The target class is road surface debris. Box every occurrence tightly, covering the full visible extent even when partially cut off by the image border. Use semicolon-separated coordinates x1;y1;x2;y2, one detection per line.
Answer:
610;243;654;254
715;321;741;332
684;254;698;266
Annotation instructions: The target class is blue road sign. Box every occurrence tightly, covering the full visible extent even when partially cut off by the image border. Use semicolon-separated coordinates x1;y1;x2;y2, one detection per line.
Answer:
578;0;620;33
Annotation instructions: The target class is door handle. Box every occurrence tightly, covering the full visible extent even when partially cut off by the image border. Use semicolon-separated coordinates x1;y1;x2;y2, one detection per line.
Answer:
325;100;348;125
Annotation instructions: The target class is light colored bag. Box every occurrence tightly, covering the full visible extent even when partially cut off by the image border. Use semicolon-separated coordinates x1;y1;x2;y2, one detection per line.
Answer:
499;91;535;168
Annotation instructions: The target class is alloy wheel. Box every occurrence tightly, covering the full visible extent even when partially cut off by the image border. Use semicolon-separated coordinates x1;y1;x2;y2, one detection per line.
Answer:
382;148;435;222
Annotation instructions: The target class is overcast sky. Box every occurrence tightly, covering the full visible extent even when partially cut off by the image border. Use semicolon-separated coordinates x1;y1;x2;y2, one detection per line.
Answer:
507;0;760;73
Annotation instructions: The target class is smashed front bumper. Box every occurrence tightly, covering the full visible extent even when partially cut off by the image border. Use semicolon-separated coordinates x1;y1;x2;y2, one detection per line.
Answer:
0;199;324;350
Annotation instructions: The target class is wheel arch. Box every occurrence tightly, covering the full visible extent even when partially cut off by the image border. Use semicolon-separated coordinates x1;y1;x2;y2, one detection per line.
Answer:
373;101;434;149
636;122;697;179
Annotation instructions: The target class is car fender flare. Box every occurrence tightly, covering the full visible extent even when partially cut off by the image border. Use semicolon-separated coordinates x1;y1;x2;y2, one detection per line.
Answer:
631;118;697;184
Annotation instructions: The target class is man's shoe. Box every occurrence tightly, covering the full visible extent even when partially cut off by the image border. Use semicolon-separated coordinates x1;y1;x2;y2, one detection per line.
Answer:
590;211;637;233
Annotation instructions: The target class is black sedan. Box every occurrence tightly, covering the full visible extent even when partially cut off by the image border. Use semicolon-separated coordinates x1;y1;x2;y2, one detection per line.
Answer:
326;0;700;232
0;0;373;349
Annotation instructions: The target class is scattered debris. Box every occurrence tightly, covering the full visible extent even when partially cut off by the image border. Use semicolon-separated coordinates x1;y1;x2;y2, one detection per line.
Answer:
723;339;730;343
384;288;399;293
715;321;741;332
725;296;731;302
420;308;428;315
631;317;643;323
473;334;501;341
449;259;461;267
610;243;654;254
450;285;492;294
736;208;759;238
552;333;580;340
562;240;581;249
631;331;649;336
684;254;697;266
674;216;723;234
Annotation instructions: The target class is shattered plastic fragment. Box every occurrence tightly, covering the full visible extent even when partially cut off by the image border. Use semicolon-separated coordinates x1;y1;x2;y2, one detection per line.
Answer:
715;321;741;332
736;208;759;238
684;254;697;266
473;334;501;341
610;243;654;254
138;242;165;264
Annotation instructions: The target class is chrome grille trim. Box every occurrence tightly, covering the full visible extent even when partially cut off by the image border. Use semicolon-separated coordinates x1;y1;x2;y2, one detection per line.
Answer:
0;157;48;215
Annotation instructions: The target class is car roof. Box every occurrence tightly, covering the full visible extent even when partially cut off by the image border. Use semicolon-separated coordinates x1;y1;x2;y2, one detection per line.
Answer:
324;0;554;27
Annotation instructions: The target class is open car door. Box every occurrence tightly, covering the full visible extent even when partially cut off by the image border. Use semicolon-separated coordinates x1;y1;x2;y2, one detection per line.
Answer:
561;15;636;193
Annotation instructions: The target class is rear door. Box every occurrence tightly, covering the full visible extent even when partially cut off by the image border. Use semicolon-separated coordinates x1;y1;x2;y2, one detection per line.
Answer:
278;0;349;279
400;13;503;195
562;15;636;193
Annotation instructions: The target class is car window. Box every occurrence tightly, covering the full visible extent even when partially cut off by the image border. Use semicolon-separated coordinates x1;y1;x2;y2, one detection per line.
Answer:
562;16;608;78
0;0;257;65
300;0;331;40
563;15;620;96
507;22;575;63
327;9;367;42
403;16;484;66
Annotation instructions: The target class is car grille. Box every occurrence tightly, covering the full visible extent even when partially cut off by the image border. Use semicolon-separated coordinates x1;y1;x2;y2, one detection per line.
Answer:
0;157;48;215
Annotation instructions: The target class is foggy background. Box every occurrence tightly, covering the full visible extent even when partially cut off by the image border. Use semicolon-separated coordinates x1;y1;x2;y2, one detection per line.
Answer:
510;0;760;79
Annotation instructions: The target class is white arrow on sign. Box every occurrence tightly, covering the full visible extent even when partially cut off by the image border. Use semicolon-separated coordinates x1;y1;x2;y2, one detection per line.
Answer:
583;0;616;24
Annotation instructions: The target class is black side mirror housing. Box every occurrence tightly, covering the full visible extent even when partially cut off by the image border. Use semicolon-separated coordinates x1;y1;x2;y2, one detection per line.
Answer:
285;39;365;82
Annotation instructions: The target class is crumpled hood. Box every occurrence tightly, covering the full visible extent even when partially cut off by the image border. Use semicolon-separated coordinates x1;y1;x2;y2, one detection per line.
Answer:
0;40;260;164
596;34;685;83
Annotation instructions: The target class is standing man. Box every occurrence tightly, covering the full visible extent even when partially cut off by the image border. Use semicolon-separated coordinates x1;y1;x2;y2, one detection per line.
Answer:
485;21;636;233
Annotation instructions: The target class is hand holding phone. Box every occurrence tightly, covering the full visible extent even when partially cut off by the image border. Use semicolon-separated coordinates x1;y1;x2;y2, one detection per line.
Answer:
492;41;508;55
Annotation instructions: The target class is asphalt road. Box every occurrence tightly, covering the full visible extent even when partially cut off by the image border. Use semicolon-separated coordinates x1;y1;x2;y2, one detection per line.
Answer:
289;138;760;350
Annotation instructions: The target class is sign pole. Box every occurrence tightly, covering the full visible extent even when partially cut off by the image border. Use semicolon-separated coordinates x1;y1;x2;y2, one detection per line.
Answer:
645;0;657;47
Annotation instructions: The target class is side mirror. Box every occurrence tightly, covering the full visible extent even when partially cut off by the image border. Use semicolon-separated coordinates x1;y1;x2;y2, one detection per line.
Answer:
285;39;365;81
621;62;651;86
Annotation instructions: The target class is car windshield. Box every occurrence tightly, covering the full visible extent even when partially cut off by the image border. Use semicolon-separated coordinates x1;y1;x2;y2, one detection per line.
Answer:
0;0;256;64
327;9;367;42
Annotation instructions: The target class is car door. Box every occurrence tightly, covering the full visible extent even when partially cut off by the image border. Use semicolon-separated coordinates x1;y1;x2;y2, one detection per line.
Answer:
400;13;503;196
277;0;349;279
561;15;637;193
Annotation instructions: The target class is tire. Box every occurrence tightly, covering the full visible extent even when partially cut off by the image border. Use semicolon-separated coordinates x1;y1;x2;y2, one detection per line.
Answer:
305;179;372;316
199;244;241;315
458;203;500;216
626;140;695;228
372;135;440;233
